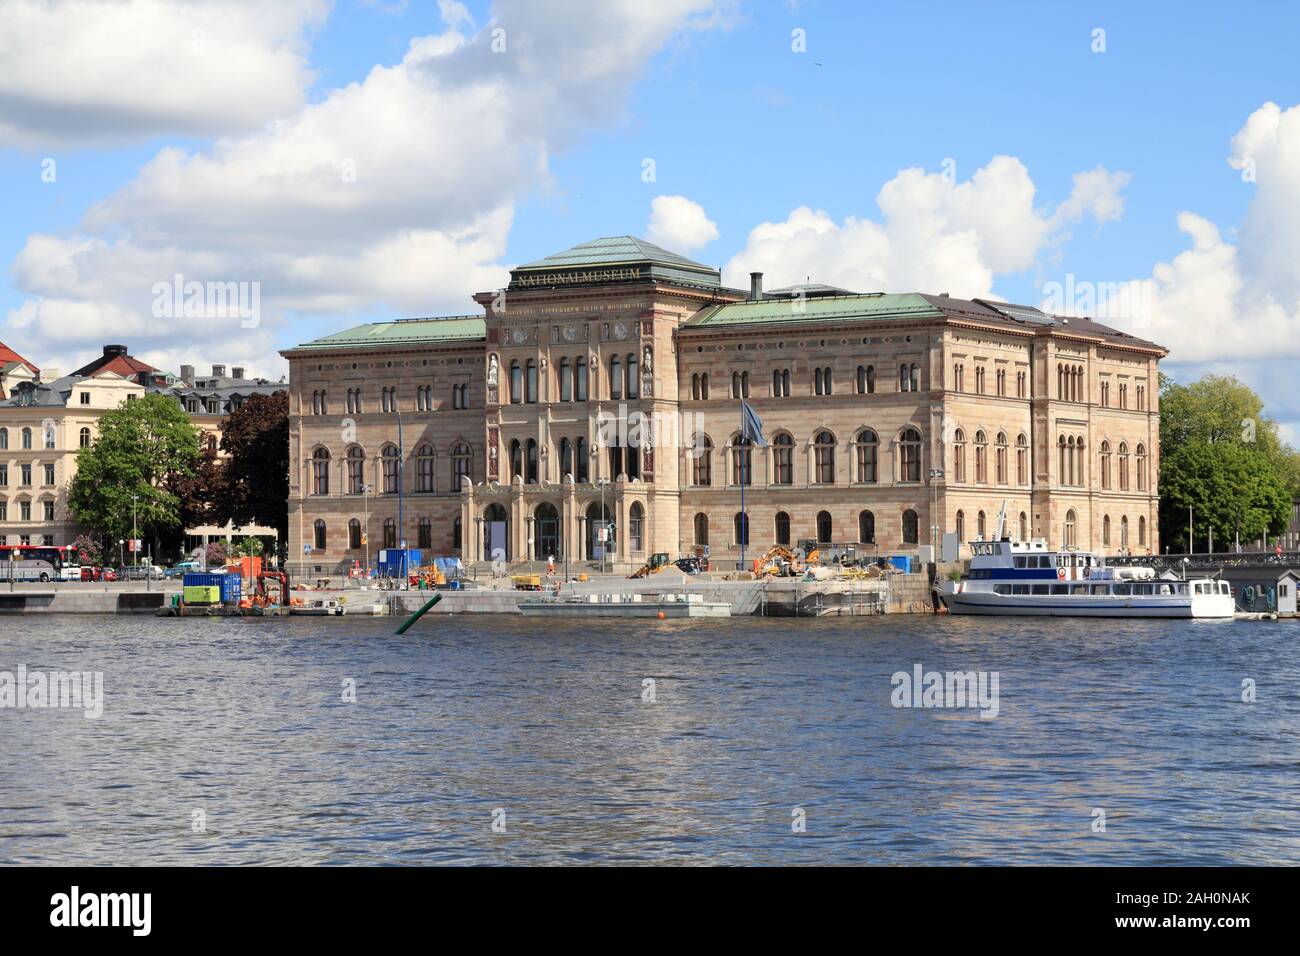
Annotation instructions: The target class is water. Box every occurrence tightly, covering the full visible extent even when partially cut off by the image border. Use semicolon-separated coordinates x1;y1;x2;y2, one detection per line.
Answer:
2;613;1298;865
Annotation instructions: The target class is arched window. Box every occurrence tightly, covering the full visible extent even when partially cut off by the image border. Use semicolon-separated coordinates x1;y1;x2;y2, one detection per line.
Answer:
626;353;638;399
412;444;434;492
775;511;791;546
560;358;572;401
910;363;919;392
694;512;709;547
348;518;361;549
995;432;1008;484
453;516;463;551
21;427;32;450
699;372;709;400
1064;509;1077;548
692;372;701;400
956;509;965;541
855;429;878;483
902;509;919;545
452;442;471;488
1120;515;1129;548
953;429;966;483
974;430;988;483
814;431;836;484
574;358;588;401
525;360;538;403
1103;514;1111;546
347;445;365;494
692;435;713;487
0;427;7;449
899;363;909;392
1016;433;1028;485
899;428;922;482
418;516;432;549
859;510;875;544
732;370;742;399
79;427;91;448
575;437;589;482
1100;440;1111;490
733;511;749;547
977;510;987;540
509;439;522;481
312;447;330;495
610;355;622;400
509;360;522;404
629;502;644;552
313;519;327;550
857;364;876;394
1136;443;1147;491
1119;442;1130;491
383;518;397;549
382;445;401;493
732;435;752;486
816;510;832;543
559;437;572;479
1138;516;1147;546
1018;511;1028;541
525;438;538;483
1058;435;1067;485
772;433;794;485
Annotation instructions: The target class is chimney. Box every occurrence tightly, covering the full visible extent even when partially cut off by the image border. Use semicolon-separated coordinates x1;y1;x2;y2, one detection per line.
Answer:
232;366;245;380
180;364;194;386
211;364;226;378
749;272;763;301
42;367;61;383
104;344;128;359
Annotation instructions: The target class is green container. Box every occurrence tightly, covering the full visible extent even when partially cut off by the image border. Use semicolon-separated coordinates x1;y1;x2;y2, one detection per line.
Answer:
183;585;221;605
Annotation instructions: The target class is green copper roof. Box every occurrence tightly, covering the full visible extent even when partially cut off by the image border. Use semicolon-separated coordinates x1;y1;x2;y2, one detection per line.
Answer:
290;315;485;351
685;293;942;328
510;235;720;290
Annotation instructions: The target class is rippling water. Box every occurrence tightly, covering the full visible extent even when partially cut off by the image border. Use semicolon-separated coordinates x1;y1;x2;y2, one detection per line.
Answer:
2;612;1298;865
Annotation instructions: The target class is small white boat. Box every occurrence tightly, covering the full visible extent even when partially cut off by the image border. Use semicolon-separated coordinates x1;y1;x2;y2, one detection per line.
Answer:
938;536;1234;618
519;590;732;618
291;598;345;616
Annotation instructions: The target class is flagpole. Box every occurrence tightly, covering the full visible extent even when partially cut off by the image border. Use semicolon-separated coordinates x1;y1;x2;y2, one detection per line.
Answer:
739;400;745;571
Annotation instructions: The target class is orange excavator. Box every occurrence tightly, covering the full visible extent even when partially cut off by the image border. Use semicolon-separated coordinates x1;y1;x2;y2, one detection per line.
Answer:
240;570;298;611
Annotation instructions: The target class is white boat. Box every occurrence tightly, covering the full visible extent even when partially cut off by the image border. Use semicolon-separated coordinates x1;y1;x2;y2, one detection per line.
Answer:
290;597;345;616
519;590;732;618
938;536;1234;618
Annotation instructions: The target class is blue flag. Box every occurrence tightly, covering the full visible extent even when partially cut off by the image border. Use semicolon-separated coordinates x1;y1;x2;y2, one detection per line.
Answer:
740;400;767;447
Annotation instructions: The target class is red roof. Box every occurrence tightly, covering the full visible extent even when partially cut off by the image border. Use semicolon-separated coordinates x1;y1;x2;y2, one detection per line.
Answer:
0;342;38;372
96;355;158;378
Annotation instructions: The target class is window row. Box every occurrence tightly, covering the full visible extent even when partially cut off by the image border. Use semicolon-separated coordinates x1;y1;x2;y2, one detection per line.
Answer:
309;443;473;496
952;430;1029;485
0;499;57;521
0;463;58;487
953;363;1027;397
693;508;919;548
311;384;473;415
311;515;463;552
1098;440;1147;492
689;363;920;400
0;426;58;450
690;428;924;486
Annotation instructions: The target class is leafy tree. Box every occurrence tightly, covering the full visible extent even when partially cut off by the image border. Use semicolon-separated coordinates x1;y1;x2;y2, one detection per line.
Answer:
71;533;102;566
69;394;201;546
213;392;289;539
1160;441;1291;551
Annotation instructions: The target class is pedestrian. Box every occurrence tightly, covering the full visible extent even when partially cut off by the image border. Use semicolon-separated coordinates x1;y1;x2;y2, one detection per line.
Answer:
547;553;555;575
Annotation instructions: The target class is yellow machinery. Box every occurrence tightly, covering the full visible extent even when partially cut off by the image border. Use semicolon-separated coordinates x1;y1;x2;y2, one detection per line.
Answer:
411;564;447;589
628;552;670;579
512;573;543;590
751;546;801;577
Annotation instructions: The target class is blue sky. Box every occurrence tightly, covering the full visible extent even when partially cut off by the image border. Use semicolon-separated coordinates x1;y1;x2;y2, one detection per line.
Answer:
2;0;1299;430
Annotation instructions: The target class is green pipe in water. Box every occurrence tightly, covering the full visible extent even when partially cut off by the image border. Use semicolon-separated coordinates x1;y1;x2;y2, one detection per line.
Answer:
395;592;443;634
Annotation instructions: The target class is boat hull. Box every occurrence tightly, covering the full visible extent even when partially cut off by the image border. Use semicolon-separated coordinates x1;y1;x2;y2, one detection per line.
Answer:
939;589;1235;618
519;601;731;618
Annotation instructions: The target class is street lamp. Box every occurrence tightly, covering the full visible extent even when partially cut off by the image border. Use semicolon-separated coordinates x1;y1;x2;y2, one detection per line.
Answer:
362;481;371;582
928;468;945;561
595;476;610;574
131;494;139;575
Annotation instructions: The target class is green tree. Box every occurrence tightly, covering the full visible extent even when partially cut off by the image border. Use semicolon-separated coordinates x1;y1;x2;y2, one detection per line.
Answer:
69;394;201;547
1160;441;1291;551
213;391;289;539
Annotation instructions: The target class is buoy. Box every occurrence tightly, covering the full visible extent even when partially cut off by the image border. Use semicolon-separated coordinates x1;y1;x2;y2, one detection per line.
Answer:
657;611;665;619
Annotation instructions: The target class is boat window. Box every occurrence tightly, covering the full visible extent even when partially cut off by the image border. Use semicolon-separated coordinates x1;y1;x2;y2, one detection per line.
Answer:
1220;582;1230;595
1051;585;1069;595
1012;585;1029;595
1113;584;1131;596
1014;556;1026;568
1072;585;1089;594
1032;585;1049;595
994;585;1011;595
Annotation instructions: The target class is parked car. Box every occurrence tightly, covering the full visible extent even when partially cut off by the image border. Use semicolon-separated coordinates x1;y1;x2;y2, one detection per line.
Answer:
122;564;165;581
102;568;119;582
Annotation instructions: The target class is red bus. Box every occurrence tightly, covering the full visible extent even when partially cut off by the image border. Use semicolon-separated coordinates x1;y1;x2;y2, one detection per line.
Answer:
0;544;81;582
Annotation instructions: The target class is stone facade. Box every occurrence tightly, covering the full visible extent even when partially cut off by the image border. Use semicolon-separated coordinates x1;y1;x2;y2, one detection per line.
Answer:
282;236;1166;577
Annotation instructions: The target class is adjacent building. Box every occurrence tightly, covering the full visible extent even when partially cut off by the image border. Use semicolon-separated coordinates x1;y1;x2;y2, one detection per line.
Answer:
283;236;1165;577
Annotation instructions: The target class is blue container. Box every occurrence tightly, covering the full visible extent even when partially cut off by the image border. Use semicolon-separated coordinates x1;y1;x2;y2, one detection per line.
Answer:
378;548;422;575
183;572;225;589
219;575;242;604
888;555;913;574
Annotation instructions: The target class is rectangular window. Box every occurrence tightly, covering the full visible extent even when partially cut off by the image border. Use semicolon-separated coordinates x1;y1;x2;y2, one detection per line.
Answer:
43;501;54;521
43;464;55;486
20;465;31;486
80;392;91;405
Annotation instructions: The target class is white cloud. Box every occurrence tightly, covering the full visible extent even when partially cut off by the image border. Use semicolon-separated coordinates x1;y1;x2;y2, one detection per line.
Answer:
6;0;725;378
723;156;1129;295
645;195;719;252
1086;102;1300;364
0;0;327;147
